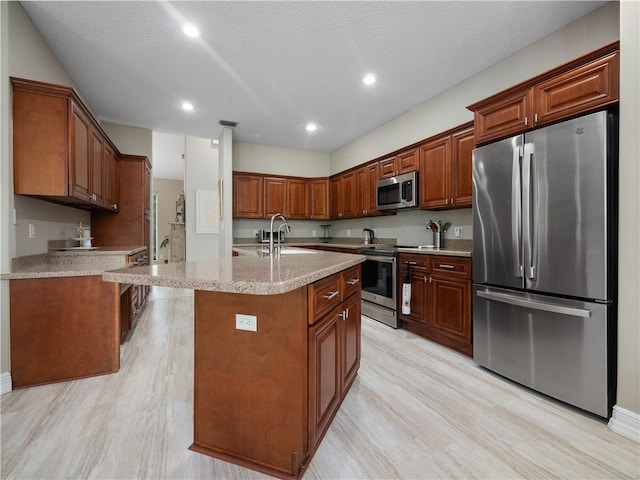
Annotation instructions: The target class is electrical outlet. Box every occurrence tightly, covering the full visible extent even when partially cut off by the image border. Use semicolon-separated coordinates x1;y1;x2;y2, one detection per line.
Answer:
312;230;317;237
347;229;351;237
28;223;35;239
454;227;462;238
236;314;257;332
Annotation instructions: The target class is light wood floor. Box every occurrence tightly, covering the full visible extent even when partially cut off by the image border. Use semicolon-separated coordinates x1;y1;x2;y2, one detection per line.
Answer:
2;287;638;479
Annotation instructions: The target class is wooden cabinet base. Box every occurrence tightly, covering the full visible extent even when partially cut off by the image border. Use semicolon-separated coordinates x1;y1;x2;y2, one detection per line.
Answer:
9;275;120;388
191;267;361;479
403;319;472;357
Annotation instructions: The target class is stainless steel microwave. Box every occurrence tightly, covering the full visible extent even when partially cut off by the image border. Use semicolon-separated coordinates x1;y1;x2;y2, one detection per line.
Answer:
376;171;418;210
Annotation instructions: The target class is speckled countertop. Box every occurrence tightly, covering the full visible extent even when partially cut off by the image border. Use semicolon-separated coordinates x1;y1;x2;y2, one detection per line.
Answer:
103;248;365;295
1;246;147;280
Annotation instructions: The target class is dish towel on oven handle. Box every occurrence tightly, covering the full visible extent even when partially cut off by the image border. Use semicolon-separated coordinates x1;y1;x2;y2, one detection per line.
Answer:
402;262;412;315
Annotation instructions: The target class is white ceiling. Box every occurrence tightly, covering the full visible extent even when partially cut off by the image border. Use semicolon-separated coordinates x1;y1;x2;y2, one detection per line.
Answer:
21;1;606;177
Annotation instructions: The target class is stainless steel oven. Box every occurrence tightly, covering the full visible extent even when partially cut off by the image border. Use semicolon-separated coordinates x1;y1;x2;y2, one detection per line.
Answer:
359;246;399;328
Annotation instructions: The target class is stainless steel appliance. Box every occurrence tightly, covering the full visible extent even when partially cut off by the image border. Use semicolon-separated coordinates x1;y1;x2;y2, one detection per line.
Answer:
358;245;399;328
256;229;285;244
361;228;375;245
376;171;418;211
472;110;617;418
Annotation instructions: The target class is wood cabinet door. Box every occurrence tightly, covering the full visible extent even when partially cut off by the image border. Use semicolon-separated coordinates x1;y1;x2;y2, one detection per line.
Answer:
366;162;379;216
103;143;119;211
378;157;396;179
419;136;451;209
90;130;104;206
329;176;342;219
69;102;92;202
264;176;288;218
308;309;341;450
428;274;472;345
451;127;474;207
288;178;309;219
233;174;263;218
355;167;368;216
396;148;418;174
309;178;329;220
474;89;533;145
340;294;361;395
341;171;357;218
533;52;619;126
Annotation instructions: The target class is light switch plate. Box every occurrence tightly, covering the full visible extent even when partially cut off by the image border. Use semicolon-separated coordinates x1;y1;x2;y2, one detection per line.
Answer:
236;314;257;332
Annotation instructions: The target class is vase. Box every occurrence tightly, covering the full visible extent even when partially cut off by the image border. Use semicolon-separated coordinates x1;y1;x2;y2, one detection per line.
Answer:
434;231;443;249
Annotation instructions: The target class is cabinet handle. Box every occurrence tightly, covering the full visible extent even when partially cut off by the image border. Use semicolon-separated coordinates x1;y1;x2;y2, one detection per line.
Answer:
337;308;348;320
347;278;359;285
525;116;529;126
424;276;427;283
534;113;539;123
322;291;339;300
113;203;118;209
438;264;455;269
429;276;433;283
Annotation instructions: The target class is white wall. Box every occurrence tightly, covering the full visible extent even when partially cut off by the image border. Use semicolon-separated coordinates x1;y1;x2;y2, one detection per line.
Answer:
616;0;640;422
234;142;330;177
184;136;219;261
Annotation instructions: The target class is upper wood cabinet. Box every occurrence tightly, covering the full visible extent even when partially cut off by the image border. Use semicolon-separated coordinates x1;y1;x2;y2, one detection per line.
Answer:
103;143;119;211
378;148;418;179
469;43;619;145
11;77;119;210
233;172;328;220
354;162;379;217
309;178;329;220
92;154;151;248
233;173;263;219
419;123;474;210
329;171;357;219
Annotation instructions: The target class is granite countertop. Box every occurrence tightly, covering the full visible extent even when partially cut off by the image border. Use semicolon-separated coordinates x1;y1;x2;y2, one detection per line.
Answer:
103;248;365;295
1;246;147;280
396;246;471;257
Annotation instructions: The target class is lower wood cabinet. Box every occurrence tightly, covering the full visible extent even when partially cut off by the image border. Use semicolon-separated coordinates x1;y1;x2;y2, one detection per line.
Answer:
9;275;120;388
191;264;361;479
399;253;472;356
308;291;360;450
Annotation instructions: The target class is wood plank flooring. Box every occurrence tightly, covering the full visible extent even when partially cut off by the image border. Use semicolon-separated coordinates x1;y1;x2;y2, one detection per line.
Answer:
2;287;638;479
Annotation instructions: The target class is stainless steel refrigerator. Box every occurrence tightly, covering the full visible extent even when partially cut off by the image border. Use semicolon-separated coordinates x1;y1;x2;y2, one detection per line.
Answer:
472;110;617;418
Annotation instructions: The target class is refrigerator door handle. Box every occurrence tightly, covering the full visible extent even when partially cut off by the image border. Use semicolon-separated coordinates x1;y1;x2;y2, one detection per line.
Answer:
476;290;592;317
512;146;523;278
522;142;535;280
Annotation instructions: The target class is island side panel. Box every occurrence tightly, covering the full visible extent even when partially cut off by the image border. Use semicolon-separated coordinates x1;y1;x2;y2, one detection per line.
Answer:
9;275;119;388
192;287;309;478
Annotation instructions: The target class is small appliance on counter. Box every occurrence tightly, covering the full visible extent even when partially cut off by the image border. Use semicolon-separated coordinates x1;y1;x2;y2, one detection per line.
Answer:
361;228;376;245
319;224;331;243
256;229;285;244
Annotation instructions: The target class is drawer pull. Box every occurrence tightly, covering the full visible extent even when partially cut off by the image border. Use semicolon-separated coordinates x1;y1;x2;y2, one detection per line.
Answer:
438;264;455;269
346;278;359;285
322;291;339;300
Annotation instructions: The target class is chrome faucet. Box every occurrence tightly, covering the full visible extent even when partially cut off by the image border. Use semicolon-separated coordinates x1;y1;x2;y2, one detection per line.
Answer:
269;213;290;256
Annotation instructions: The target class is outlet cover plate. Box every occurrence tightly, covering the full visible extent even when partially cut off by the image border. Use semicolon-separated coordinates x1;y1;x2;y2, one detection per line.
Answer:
236;314;257;332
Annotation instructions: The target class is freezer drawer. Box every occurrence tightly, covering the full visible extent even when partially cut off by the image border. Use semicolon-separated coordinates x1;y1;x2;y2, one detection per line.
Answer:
473;285;613;418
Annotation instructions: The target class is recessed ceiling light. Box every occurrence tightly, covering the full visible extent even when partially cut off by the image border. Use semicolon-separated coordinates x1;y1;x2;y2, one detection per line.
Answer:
305;123;318;132
180;101;194;112
362;74;377;86
183;24;200;38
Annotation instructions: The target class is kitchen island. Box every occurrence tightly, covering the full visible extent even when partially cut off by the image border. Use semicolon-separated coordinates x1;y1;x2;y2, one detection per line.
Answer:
103;248;365;479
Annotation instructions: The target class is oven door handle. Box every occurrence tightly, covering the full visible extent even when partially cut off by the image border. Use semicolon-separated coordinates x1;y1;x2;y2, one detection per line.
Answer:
364;255;396;264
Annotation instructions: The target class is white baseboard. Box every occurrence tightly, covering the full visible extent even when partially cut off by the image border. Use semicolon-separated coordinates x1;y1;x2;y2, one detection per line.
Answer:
608;405;640;443
1;371;12;395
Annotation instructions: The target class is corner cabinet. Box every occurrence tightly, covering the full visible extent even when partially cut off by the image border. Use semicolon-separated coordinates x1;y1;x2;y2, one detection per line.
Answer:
398;253;472;356
468;42;619;145
11;77;119;211
191;264;361;479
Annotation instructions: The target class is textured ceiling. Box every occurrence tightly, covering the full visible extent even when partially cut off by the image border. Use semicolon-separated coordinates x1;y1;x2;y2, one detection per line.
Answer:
22;0;606;159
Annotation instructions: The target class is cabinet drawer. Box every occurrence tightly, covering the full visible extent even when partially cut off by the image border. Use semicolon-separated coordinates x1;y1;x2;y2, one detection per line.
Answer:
309;272;342;323
430;256;471;278
341;265;361;300
398;254;429;270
